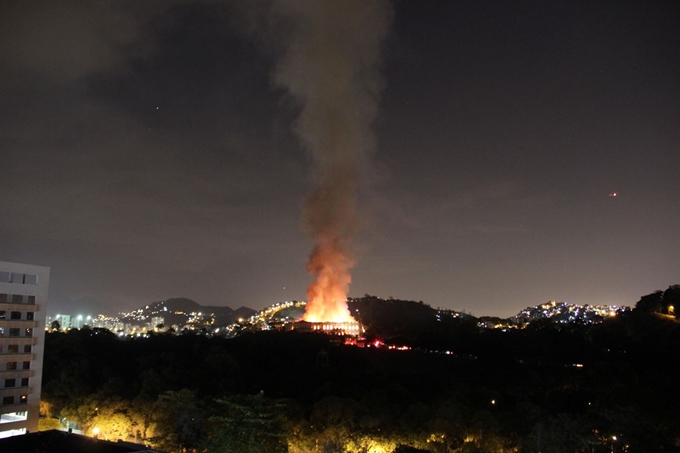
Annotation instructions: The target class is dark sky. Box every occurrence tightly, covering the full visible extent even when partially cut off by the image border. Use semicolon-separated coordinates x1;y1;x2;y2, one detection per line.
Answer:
1;0;678;317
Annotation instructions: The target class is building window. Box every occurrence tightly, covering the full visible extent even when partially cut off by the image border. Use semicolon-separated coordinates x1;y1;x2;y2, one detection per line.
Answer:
24;274;38;285
23;345;31;353
0;311;5;319
0;294;7;302
10;311;21;320
0;272;10;283
22;362;30;370
9;328;20;337
21;378;29;387
7;345;19;354
6;362;17;371
2;396;14;406
27;296;36;304
25;328;33;337
11;295;22;304
26;312;34;321
4;379;16;388
19;395;27;404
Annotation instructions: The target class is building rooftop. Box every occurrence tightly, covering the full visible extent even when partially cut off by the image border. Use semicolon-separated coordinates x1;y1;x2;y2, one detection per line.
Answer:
0;430;165;453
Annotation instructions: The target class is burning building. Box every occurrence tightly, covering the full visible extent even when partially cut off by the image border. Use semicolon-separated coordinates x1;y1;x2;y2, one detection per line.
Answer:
292;319;362;337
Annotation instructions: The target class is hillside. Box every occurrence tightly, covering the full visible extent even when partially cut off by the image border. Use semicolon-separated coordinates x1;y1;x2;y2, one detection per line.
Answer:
119;297;255;328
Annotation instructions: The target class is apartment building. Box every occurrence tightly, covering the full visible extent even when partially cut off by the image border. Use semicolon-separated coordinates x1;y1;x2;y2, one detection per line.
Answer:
0;261;50;438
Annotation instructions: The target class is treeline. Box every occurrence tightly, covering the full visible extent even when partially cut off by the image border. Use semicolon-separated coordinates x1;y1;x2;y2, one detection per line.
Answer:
41;289;680;452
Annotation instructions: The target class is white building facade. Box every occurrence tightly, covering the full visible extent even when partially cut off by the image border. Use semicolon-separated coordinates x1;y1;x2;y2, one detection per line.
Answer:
0;262;50;438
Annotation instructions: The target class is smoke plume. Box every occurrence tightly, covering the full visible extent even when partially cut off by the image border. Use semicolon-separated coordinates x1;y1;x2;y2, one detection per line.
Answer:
269;0;392;322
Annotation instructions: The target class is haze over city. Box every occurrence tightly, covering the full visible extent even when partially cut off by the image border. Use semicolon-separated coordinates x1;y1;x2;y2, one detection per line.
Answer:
1;0;678;318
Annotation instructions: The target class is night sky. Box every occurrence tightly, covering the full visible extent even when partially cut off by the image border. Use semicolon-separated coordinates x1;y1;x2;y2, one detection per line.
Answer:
1;1;678;317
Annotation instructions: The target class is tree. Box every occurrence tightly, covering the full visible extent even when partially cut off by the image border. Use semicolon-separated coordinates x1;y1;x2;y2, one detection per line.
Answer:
201;393;288;453
663;285;680;318
59;395;99;431
40;400;55;418
393;446;430;453
634;290;663;313
524;413;594;453
89;411;134;441
149;389;204;453
51;320;61;331
59;395;137;441
38;418;64;431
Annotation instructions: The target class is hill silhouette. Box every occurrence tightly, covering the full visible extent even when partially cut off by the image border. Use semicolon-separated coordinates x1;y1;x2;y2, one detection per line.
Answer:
119;297;255;327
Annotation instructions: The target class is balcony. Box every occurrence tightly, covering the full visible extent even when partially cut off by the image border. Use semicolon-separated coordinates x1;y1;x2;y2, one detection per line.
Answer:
0;303;39;312
0;354;34;363
0;370;33;380
0;403;32;415
0;320;38;330
0;387;33;398
0;338;36;346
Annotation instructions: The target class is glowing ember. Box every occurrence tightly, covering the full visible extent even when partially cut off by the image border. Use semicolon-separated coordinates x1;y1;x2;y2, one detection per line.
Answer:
303;234;354;323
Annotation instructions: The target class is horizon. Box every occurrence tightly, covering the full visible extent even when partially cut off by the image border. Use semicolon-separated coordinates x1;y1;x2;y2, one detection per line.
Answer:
46;291;644;322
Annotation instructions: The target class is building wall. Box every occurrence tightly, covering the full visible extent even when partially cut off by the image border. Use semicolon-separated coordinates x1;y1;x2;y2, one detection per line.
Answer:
0;262;50;439
55;314;70;330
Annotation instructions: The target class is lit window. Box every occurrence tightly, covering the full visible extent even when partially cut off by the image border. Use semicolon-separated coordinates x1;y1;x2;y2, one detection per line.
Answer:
0;411;27;424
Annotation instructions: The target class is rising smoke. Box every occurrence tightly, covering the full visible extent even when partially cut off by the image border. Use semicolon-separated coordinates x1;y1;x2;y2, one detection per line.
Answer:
267;0;392;322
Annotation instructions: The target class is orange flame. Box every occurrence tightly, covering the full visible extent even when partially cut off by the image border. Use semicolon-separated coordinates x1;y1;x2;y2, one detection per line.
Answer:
302;234;354;323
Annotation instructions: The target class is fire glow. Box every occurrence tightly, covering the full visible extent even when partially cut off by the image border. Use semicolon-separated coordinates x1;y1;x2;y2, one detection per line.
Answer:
302;235;355;323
